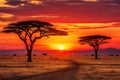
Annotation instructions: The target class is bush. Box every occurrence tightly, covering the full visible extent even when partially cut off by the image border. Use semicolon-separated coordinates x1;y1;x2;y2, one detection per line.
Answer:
13;54;16;56
42;53;47;56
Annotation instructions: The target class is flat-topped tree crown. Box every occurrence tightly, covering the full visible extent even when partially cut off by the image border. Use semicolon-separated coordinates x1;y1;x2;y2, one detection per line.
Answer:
79;35;111;46
2;20;68;62
2;20;67;38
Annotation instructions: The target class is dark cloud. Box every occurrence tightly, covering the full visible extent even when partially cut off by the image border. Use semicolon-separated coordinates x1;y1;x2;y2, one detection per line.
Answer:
105;0;120;4
6;0;27;6
2;0;120;7
43;0;120;4
115;0;120;4
0;0;120;23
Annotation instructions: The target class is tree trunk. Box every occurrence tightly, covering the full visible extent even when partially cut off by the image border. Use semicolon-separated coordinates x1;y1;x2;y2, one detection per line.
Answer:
23;38;35;62
25;44;32;62
27;50;32;62
94;46;99;59
95;50;98;59
27;43;34;62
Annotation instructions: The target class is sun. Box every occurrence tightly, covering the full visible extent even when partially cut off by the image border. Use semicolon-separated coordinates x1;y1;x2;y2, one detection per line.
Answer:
50;44;68;50
59;46;64;50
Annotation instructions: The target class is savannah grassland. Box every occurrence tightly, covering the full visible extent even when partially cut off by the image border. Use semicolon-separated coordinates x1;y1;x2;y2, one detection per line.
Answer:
0;55;120;80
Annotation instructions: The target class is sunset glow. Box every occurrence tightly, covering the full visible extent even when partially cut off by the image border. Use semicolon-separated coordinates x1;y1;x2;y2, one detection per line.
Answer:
50;44;66;50
0;1;120;79
59;46;64;50
0;0;120;51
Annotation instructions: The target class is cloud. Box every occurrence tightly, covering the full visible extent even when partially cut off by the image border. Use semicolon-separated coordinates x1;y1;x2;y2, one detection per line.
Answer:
0;20;10;26
6;0;25;6
0;20;11;31
0;0;43;8
0;12;15;22
0;0;120;9
45;0;68;2
112;22;120;27
76;22;120;30
54;22;120;32
0;0;19;8
43;0;120;4
0;12;14;18
82;0;120;4
83;0;98;2
0;0;120;23
28;0;43;5
30;14;59;18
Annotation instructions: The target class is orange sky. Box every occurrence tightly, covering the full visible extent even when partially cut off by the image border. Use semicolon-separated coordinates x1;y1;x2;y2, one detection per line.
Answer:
0;22;120;50
0;0;120;50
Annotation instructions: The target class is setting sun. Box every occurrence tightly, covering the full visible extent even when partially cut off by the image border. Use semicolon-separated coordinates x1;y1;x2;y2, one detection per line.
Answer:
59;46;64;50
50;44;67;50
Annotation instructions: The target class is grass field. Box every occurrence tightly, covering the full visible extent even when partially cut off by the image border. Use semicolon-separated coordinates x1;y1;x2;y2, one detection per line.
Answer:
0;55;120;80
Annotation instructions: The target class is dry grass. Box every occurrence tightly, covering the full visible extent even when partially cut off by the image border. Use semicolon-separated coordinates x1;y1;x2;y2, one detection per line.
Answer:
0;55;120;80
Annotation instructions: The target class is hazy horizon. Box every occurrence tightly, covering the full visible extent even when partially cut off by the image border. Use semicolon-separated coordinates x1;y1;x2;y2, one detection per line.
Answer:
0;48;119;56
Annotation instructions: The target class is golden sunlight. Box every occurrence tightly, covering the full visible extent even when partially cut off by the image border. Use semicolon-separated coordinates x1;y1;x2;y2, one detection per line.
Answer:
59;46;64;50
51;44;66;50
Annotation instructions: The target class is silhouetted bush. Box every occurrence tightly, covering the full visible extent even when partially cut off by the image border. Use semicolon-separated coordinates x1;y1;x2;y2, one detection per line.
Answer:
33;54;36;56
13;54;16;56
42;53;47;56
91;54;94;56
109;54;114;56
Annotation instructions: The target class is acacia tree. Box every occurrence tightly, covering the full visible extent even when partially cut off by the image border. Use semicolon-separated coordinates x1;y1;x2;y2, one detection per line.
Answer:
2;20;67;62
79;35;111;59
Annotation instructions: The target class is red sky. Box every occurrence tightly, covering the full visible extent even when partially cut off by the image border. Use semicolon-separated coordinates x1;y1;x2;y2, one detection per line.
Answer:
0;0;120;50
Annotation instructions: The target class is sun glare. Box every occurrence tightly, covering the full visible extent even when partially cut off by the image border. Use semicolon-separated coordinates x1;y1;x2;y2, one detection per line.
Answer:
50;43;73;50
59;46;64;50
51;44;65;50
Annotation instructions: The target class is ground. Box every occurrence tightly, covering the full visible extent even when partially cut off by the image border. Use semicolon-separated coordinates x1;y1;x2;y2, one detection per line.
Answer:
0;55;120;80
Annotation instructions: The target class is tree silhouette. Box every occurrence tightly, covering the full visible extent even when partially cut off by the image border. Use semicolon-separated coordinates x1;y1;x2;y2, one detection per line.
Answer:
2;20;67;62
79;35;111;59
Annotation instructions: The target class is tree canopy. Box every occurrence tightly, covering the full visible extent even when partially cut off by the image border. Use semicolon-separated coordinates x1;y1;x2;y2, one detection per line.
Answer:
79;35;111;47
